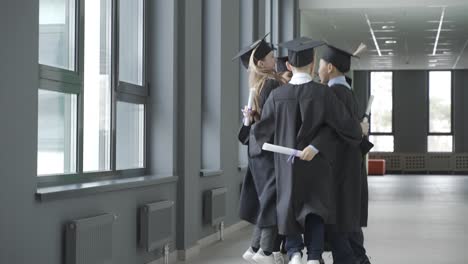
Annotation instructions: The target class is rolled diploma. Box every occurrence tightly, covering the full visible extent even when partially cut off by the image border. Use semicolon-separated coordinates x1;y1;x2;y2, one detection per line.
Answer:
363;95;374;123
262;143;303;157
244;89;256;126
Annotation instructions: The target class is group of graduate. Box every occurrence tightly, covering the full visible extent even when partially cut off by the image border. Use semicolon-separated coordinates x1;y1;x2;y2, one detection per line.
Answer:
233;34;375;264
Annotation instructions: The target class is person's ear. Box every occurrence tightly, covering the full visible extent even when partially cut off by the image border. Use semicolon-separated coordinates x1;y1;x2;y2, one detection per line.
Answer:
327;63;334;74
258;60;264;68
286;61;293;72
310;62;315;75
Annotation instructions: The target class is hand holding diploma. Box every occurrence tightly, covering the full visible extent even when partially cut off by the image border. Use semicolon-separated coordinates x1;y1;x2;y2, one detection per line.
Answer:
300;146;318;161
243;89;256;126
262;143;316;163
362;95;374;123
361;95;374;136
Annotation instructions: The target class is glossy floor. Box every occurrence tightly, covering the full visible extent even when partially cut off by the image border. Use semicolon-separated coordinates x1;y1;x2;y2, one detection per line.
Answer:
177;175;468;264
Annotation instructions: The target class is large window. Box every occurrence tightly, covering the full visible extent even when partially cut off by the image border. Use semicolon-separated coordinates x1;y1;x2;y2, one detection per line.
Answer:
428;71;453;152
38;0;147;180
119;0;144;86
39;0;76;70
38;90;77;175
82;0;112;172
116;102;145;170
369;72;394;152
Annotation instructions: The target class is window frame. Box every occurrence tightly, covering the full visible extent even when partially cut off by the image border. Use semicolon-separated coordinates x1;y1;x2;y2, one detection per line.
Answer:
115;0;148;97
38;0;148;187
427;70;454;152
368;71;395;152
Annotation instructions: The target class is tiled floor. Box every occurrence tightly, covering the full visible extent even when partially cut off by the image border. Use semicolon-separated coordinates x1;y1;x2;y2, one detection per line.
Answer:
178;175;468;264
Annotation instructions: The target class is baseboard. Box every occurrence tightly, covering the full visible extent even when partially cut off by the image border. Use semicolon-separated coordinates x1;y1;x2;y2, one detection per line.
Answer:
145;251;178;264
177;244;201;261
176;221;251;262
198;221;250;248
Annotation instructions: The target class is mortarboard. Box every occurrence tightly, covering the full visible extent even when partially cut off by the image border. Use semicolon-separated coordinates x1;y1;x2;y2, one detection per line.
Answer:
321;43;366;73
278;37;325;67
232;33;274;69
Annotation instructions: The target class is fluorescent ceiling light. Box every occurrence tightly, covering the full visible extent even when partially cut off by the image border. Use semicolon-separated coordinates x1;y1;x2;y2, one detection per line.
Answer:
365;14;381;56
433;7;446;56
385;40;397;44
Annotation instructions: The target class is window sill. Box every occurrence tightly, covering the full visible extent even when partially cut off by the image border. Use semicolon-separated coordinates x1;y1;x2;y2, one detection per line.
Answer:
199;169;224;178
36;175;178;202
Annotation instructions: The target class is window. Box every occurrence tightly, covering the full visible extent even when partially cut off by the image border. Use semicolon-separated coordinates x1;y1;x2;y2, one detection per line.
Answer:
428;71;453;152
38;90;77;175
39;0;76;70
83;0;112;172
119;0;144;86
116;102;145;170
369;72;394;152
38;0;147;181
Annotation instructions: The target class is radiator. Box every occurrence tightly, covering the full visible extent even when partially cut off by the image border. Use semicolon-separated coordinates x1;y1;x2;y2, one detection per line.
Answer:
427;154;452;171
203;187;227;226
65;213;115;264
139;200;174;252
454;154;468;171
403;154;426;171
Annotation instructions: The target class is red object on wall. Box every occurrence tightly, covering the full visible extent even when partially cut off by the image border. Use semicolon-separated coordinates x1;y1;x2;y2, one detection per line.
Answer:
368;159;386;175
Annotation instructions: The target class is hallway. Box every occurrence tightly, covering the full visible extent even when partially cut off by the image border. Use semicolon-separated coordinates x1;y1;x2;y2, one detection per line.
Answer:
180;175;468;264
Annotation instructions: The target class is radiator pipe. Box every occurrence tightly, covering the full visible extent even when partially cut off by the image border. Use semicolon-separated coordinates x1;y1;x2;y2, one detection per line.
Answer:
163;244;169;264
219;221;225;241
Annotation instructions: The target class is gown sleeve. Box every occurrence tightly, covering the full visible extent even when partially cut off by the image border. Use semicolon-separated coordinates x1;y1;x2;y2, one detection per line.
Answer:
250;94;276;157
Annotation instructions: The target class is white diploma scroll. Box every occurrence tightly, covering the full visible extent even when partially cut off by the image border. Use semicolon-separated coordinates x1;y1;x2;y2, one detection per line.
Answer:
262;143;303;157
363;95;374;123
244;89;256;126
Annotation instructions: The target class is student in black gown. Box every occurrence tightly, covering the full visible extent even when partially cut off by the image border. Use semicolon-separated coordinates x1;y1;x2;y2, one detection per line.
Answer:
233;34;287;264
250;37;363;264
317;44;373;264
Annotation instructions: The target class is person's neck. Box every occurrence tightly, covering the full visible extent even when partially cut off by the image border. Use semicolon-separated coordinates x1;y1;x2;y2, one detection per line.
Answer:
328;72;343;80
292;70;312;76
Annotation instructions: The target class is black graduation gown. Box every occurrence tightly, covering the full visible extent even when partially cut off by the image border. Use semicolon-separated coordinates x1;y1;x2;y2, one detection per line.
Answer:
326;84;364;232
319;86;375;232
250;81;362;235
238;79;282;227
359;136;373;227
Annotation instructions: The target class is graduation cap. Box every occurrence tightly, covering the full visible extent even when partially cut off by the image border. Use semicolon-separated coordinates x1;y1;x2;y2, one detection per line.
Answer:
278;37;325;67
232;33;275;69
276;56;289;73
322;43;367;73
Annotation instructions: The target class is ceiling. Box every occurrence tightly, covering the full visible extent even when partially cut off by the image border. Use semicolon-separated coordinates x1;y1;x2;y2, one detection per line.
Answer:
300;4;468;70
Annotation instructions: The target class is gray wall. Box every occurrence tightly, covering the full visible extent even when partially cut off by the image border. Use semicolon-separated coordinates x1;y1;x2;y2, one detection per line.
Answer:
454;70;468;152
0;0;272;263
393;71;429;153
0;2;178;264
353;70;468;154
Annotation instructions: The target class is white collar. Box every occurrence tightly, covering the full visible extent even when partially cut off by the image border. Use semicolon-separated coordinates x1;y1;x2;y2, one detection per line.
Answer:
289;72;313;85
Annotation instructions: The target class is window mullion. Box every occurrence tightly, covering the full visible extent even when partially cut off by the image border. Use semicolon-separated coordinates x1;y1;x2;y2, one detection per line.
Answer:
111;0;119;172
77;0;85;174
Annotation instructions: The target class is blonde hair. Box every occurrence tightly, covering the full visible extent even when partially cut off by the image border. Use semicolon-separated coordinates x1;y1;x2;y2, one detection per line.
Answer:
248;46;286;119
